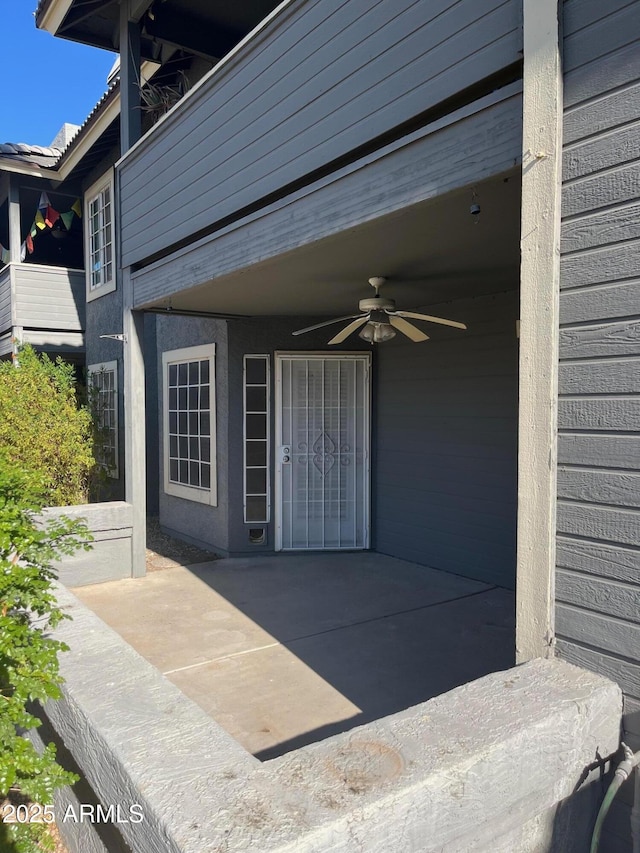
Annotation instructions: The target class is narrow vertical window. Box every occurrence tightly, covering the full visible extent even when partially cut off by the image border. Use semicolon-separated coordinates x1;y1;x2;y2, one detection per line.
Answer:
244;355;269;523
162;344;217;505
88;361;118;478
84;171;116;300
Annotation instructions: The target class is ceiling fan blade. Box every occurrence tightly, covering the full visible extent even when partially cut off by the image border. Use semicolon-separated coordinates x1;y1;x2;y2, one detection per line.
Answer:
292;314;363;336
393;311;467;330
389;316;429;342
328;316;369;345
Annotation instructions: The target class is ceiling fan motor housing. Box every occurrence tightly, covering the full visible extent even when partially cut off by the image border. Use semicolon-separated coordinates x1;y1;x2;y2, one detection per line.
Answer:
358;296;395;312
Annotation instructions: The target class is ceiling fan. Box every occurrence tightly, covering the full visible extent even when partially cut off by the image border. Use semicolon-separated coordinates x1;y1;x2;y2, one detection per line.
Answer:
292;277;467;344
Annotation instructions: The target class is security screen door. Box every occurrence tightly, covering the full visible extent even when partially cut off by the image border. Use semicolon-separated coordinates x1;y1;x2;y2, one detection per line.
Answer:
275;354;370;550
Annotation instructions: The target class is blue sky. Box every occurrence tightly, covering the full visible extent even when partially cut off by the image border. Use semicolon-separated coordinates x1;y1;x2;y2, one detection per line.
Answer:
4;2;115;147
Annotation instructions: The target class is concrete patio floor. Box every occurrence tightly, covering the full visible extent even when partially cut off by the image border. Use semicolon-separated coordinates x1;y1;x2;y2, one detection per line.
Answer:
72;552;515;759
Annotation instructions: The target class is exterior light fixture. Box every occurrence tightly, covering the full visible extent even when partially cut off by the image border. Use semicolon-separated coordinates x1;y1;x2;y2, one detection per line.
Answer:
358;312;396;343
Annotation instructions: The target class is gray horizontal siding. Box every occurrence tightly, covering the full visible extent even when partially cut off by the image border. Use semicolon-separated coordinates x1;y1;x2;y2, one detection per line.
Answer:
13;264;85;332
119;0;523;268
557;6;640;849
375;290;518;589
0;331;12;357
0;266;12;331
133;89;522;307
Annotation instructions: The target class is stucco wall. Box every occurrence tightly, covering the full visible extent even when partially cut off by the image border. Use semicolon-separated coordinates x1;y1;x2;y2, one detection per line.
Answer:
40;502;132;587
375;289;519;588
156;314;230;553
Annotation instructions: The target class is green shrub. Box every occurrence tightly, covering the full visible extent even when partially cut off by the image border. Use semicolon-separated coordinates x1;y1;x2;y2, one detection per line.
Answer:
0;346;96;506
0;455;90;852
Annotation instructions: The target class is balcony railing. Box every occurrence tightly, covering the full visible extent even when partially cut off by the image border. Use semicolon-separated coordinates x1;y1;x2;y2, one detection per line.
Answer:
0;263;85;356
118;0;522;271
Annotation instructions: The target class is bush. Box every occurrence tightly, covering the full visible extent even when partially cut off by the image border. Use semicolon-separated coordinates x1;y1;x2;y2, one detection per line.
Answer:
0;346;96;506
0;455;91;852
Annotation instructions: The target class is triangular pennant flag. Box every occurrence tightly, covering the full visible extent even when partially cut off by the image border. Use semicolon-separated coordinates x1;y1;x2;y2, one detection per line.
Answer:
26;234;34;254
60;210;74;231
35;210;46;230
45;206;60;228
30;224;37;239
71;198;82;218
38;192;50;211
20;242;26;262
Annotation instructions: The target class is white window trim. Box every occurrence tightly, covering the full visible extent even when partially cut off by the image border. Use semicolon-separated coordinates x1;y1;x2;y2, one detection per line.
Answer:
84;169;116;302
88;360;119;479
162;343;217;506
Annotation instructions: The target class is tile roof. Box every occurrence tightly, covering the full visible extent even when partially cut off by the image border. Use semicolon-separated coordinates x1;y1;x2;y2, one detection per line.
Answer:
0;142;62;168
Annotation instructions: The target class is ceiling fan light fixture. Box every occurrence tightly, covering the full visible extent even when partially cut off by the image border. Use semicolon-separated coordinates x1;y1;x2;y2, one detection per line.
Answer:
359;321;396;343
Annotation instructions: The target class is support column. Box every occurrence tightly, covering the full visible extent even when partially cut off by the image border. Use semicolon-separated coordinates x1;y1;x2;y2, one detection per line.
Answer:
8;176;22;262
123;266;147;577
119;1;142;156
516;0;563;662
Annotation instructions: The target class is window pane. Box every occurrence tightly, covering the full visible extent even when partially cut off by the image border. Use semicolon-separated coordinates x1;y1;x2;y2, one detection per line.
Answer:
201;464;211;489
188;361;199;384
246;440;266;466
246;468;267;494
201;438;210;463
245;358;267;385
246;496;267;522
246;386;267;412
169;365;178;386
246;414;267;440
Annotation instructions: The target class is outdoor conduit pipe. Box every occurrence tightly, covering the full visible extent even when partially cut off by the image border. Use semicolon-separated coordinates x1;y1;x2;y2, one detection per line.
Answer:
591;742;640;853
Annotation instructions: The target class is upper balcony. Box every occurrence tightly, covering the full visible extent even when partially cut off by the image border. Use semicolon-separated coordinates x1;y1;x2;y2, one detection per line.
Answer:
118;0;523;273
0;262;85;359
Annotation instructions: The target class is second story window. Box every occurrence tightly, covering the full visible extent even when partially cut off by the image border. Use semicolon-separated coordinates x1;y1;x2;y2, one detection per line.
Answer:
85;171;115;300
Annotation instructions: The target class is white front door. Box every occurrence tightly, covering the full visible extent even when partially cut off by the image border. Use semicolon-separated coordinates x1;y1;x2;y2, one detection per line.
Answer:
275;353;370;550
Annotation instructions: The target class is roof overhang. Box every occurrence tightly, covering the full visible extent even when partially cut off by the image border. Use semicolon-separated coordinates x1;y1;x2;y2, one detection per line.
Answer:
36;0;280;63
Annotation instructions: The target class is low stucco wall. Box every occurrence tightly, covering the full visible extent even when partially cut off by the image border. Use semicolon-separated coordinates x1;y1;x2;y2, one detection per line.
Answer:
40;502;132;587
41;583;622;853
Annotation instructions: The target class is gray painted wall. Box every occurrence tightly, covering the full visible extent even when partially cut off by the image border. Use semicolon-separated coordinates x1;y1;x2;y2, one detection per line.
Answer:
119;0;523;268
85;289;126;503
556;3;640;849
157;300;518;590
156;315;230;553
375;289;519;589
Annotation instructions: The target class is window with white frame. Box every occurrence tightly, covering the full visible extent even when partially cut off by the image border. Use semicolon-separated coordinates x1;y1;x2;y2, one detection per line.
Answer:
243;355;270;523
84;171;115;299
162;344;217;505
88;361;118;478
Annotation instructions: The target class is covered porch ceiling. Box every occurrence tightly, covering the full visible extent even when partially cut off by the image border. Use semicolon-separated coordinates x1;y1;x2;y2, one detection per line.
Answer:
37;0;283;62
145;169;522;319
